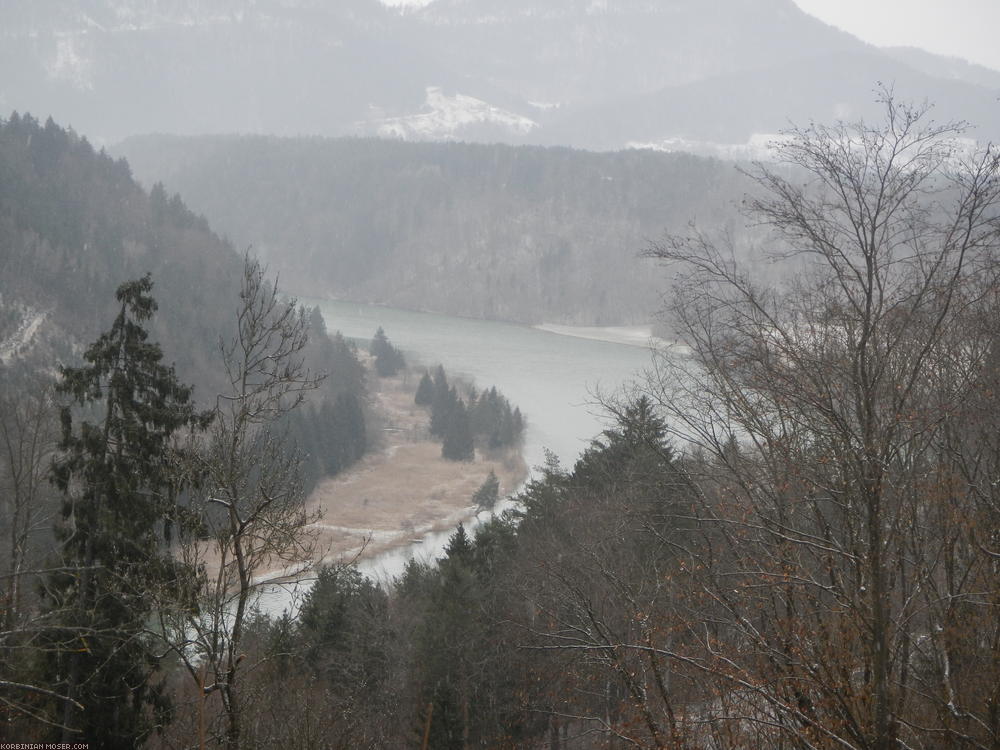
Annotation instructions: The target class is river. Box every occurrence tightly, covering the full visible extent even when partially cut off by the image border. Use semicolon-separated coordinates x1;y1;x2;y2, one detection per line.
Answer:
308;298;656;471
260;298;658;611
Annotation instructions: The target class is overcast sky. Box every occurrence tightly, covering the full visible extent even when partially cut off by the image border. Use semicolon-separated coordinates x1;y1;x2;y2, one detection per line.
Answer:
792;0;1000;72
379;0;1000;73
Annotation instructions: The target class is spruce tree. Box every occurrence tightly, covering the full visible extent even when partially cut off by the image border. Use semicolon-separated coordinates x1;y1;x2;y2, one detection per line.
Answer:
329;392;367;472
423;523;479;747
497;405;515;447
442;398;474;461
443;523;473;562
512;407;524;438
429;367;453;437
370;326;389;356
472;469;500;510
371;326;405;377
328;331;366;397
414;371;434;405
46;275;208;746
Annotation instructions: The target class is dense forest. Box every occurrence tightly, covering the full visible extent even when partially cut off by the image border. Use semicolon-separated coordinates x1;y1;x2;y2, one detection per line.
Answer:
0;113;239;385
0;113;373;489
4;92;1000;750
0;117;382;750
116;135;752;325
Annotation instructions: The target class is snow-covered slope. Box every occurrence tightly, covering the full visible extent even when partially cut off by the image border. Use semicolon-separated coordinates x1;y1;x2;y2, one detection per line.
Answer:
371;87;537;140
0;306;48;365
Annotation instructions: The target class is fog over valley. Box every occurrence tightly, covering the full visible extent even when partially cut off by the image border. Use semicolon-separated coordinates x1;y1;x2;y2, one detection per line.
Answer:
3;2;1000;748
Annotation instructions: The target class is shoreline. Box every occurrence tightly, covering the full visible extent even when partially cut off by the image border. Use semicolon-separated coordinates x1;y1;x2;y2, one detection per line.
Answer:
532;322;664;349
280;365;528;578
300;293;670;351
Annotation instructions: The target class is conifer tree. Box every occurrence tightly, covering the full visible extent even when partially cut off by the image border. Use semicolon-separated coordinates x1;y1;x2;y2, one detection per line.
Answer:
371;326;405;377
472;469;500;511
326;331;366;398
46;274;208;746
443;523;473;563
296;564;391;698
512;407;524;438
429;367;454;437
420;523;480;747
498;405;516;447
370;326;389;356
442;398;474;461
329;392;367;471
414;371;434;405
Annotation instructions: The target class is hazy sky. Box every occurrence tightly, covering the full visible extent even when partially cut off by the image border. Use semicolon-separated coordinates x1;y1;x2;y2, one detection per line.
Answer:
792;0;1000;72
379;0;1000;73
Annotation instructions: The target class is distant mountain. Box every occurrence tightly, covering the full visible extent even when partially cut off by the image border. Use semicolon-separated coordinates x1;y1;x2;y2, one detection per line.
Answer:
545;51;1000;151
1;1;429;142
881;46;1000;91
3;0;999;149
403;0;864;104
115;134;753;325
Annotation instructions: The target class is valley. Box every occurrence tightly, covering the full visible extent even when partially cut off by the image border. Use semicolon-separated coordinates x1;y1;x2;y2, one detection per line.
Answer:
301;357;527;575
3;1;1000;747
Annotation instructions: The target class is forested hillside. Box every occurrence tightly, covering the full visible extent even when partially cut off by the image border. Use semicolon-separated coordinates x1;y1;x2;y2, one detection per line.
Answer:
549;49;1000;149
0;118;375;740
0;114;370;490
116;135;751;324
0;113;240;386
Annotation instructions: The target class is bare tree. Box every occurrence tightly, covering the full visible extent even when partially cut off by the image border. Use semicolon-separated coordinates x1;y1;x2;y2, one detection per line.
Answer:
155;255;323;750
0;373;58;634
642;90;1000;749
0;376;85;739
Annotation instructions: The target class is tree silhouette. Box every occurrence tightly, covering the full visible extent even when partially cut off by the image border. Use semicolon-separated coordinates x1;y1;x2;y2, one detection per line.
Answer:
46;275;208;746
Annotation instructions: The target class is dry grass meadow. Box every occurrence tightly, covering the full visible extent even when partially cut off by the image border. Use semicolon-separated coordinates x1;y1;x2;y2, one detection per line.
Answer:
302;368;528;569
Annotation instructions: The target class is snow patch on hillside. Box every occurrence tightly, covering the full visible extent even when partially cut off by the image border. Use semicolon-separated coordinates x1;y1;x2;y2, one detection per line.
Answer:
373;87;537;140
630;132;982;163
0;308;48;365
47;33;94;91
627;133;791;161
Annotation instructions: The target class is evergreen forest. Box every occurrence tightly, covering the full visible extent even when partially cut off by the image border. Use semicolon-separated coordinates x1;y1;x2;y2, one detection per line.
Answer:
415;365;524;462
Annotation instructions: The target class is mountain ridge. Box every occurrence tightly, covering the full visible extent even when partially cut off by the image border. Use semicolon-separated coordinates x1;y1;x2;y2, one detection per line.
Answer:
3;0;997;149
